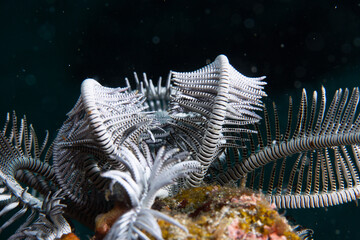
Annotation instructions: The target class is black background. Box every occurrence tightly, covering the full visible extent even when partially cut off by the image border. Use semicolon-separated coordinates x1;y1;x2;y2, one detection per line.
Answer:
1;0;360;239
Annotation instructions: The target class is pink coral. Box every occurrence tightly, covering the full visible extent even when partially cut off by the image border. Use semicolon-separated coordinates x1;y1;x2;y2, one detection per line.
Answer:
228;219;245;239
228;218;263;240
269;232;287;240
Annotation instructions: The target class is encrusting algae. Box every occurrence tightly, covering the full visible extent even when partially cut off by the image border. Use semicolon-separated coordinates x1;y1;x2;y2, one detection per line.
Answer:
153;186;302;240
91;185;305;239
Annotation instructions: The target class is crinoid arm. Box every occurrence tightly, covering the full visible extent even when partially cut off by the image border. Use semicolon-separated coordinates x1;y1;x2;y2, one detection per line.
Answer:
0;112;70;239
52;78;160;226
8;190;71;240
129;72;173;146
215;86;360;208
102;142;201;240
169;54;267;187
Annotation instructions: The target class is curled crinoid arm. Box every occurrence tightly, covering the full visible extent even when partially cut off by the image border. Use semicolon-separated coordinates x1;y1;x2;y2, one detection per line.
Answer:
8;190;71;240
217;87;360;209
169;54;267;187
0;112;55;195
0;112;59;238
52;78;160;226
0;181;40;237
0;181;69;240
102;142;201;240
80;78;157;150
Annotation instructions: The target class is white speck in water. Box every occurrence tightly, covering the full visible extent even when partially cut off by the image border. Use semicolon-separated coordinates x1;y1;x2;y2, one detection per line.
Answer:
152;36;160;44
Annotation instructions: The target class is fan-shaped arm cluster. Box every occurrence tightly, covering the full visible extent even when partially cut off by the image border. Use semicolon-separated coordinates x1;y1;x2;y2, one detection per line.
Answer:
2;54;359;240
215;86;360;208
169;55;267;187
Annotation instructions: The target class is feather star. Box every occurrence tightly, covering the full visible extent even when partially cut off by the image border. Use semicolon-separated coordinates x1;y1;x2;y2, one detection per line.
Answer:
0;54;359;239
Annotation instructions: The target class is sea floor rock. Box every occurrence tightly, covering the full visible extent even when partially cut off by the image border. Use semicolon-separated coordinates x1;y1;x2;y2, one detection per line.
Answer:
154;186;302;240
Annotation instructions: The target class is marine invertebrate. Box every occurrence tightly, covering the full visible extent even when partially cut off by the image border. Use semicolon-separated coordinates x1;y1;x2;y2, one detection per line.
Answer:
9;190;71;240
0;54;358;239
100;143;201;239
0;112;70;239
213;86;360;208
52;78;158;226
169;55;267;187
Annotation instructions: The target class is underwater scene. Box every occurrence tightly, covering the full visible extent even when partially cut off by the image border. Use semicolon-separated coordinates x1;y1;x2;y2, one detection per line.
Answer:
1;0;360;239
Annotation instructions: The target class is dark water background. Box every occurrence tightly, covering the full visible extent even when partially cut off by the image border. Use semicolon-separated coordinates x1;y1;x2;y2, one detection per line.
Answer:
0;0;360;239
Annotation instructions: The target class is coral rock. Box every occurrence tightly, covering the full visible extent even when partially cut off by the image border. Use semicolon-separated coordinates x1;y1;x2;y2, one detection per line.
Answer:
156;186;301;240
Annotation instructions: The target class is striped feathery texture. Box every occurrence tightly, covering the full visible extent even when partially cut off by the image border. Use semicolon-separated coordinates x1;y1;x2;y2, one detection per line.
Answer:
128;72;173;146
213;86;360;208
169;54;267;187
80;78;157;150
8;190;71;240
102;142;201;240
0;54;359;239
51;78;158;226
0;113;71;239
